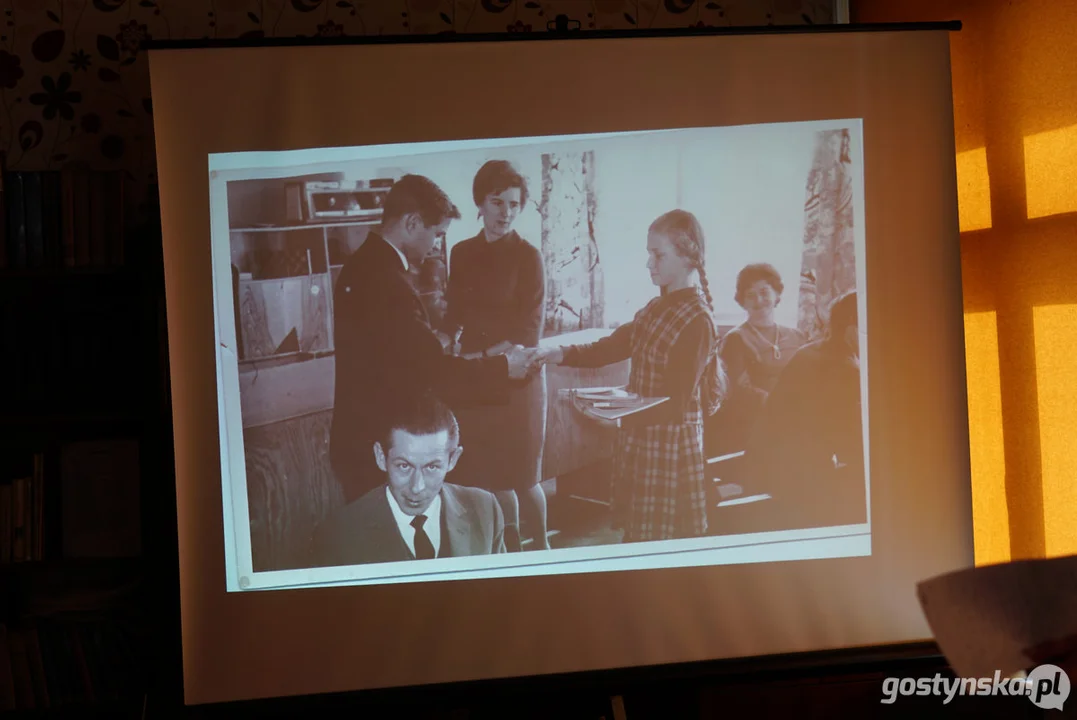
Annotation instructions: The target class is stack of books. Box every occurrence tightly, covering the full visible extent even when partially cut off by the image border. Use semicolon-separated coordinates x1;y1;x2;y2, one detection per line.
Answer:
560;386;669;423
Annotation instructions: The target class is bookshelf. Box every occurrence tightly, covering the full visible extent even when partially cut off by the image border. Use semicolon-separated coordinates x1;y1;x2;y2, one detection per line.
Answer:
0;166;171;716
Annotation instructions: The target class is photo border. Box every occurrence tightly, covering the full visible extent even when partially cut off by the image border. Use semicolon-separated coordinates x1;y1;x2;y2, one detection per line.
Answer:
207;118;870;593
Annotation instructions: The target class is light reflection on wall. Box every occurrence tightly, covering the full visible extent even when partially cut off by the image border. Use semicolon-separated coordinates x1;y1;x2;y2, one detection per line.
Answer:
955;147;992;232
1024;123;1077;220
1032;304;1077;558
856;0;1077;562
963;310;1010;565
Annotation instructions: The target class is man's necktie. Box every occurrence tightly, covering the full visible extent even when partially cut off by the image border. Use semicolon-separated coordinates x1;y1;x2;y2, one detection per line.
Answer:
411;515;435;560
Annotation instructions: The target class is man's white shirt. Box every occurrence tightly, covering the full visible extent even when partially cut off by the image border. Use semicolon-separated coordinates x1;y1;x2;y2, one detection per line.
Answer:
385;487;442;558
382;236;409;272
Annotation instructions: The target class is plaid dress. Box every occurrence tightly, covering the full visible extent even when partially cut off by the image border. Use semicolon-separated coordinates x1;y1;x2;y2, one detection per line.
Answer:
564;287;716;542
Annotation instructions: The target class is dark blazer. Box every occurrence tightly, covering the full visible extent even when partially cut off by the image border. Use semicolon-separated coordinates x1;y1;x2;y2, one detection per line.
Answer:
444;230;545;354
329;233;510;502
310;483;507;567
745;339;866;530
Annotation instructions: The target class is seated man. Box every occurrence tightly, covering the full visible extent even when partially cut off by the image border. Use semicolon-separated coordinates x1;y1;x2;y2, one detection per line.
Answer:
311;393;506;567
744;290;866;531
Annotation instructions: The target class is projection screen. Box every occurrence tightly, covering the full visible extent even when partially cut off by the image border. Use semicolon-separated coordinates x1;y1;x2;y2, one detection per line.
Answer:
148;26;972;705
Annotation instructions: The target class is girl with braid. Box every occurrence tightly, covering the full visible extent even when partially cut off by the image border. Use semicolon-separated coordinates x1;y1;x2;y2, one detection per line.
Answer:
532;209;726;542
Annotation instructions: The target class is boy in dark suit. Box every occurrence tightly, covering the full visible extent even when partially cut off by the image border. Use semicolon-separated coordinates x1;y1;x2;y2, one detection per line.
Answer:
313;393;505;567
329;174;536;503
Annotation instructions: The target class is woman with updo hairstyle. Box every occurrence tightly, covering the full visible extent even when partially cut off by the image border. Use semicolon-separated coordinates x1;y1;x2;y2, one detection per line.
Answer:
533;209;725;542
713;262;806;452
444;159;549;552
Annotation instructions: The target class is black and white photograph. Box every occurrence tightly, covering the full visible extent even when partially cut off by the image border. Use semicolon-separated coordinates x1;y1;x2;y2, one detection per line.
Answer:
209;120;870;591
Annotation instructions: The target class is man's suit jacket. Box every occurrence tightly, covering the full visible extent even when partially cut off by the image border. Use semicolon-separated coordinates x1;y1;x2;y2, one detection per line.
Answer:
746;339;866;531
329;233;510;502
310;483;507;567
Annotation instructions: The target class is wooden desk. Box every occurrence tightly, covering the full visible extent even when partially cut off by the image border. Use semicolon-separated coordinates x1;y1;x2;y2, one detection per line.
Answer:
539;329;629;481
238;355;339;571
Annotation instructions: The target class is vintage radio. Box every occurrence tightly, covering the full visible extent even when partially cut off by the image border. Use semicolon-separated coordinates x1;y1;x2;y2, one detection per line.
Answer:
301;178;394;222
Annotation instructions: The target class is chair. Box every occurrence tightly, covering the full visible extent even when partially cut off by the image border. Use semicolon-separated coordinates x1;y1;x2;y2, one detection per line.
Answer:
706;449;774;536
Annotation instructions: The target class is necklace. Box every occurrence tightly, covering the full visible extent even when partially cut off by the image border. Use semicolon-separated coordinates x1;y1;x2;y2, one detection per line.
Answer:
747;321;782;360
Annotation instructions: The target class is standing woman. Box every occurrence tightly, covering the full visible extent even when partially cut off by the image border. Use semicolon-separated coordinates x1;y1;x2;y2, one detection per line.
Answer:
535;210;725;542
445;160;549;551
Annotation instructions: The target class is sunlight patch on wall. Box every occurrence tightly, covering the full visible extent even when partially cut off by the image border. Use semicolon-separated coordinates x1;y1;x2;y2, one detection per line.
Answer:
956;147;992;232
1032;304;1077;558
963;311;1010;565
1024;123;1077;219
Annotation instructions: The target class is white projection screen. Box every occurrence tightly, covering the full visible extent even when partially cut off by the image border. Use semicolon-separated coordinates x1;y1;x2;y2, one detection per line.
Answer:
148;26;973;706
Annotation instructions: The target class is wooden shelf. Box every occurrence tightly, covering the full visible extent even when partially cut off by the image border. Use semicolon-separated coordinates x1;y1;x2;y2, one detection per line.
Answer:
0;556;143;577
0;266;128;279
0;700;145;719
0;557;146;621
0;414;142;427
230;218;379;232
0;416;145;446
0;267;144;301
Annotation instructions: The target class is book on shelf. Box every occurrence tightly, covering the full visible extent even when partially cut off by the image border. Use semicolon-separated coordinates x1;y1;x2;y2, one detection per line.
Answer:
60;439;141;559
0;624;14;711
40;170;62;267
5;170;26;270
0;169;125;271
22;171;43;268
0;452;45;564
0;439;141;565
0;616;144;711
0;151;5;270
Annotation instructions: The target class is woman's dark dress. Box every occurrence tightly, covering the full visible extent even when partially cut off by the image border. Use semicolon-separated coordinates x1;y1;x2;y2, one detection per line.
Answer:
445;230;547;492
710;322;805;454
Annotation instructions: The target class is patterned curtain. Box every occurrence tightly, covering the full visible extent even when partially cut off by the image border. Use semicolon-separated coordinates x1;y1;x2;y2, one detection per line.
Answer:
797;128;856;340
540;150;603;336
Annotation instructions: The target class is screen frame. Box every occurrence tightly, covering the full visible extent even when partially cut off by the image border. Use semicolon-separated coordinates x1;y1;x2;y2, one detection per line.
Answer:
145;20;971;710
177;639;946;717
144;20;962;53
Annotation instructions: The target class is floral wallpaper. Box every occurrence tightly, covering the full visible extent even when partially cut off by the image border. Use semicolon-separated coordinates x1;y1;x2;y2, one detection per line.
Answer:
0;0;832;215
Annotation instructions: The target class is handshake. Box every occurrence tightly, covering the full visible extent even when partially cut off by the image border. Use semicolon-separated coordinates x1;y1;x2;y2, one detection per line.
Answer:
450;337;565;380
502;344;564;380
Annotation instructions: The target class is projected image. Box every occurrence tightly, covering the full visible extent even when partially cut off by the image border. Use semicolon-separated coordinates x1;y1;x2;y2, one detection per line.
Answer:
210;120;870;590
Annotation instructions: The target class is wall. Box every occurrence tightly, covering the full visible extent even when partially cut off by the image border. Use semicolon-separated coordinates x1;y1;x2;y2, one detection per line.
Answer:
0;0;832;183
852;0;1077;563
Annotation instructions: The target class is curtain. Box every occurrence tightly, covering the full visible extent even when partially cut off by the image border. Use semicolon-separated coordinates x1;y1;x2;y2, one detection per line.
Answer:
797;128;856;340
540;150;603;336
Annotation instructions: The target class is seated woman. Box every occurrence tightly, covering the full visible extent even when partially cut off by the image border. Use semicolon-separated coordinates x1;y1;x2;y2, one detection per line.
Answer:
711;263;806;454
743;290;865;531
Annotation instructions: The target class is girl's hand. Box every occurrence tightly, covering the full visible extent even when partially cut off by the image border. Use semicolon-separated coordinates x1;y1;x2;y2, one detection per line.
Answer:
521;347;560;374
